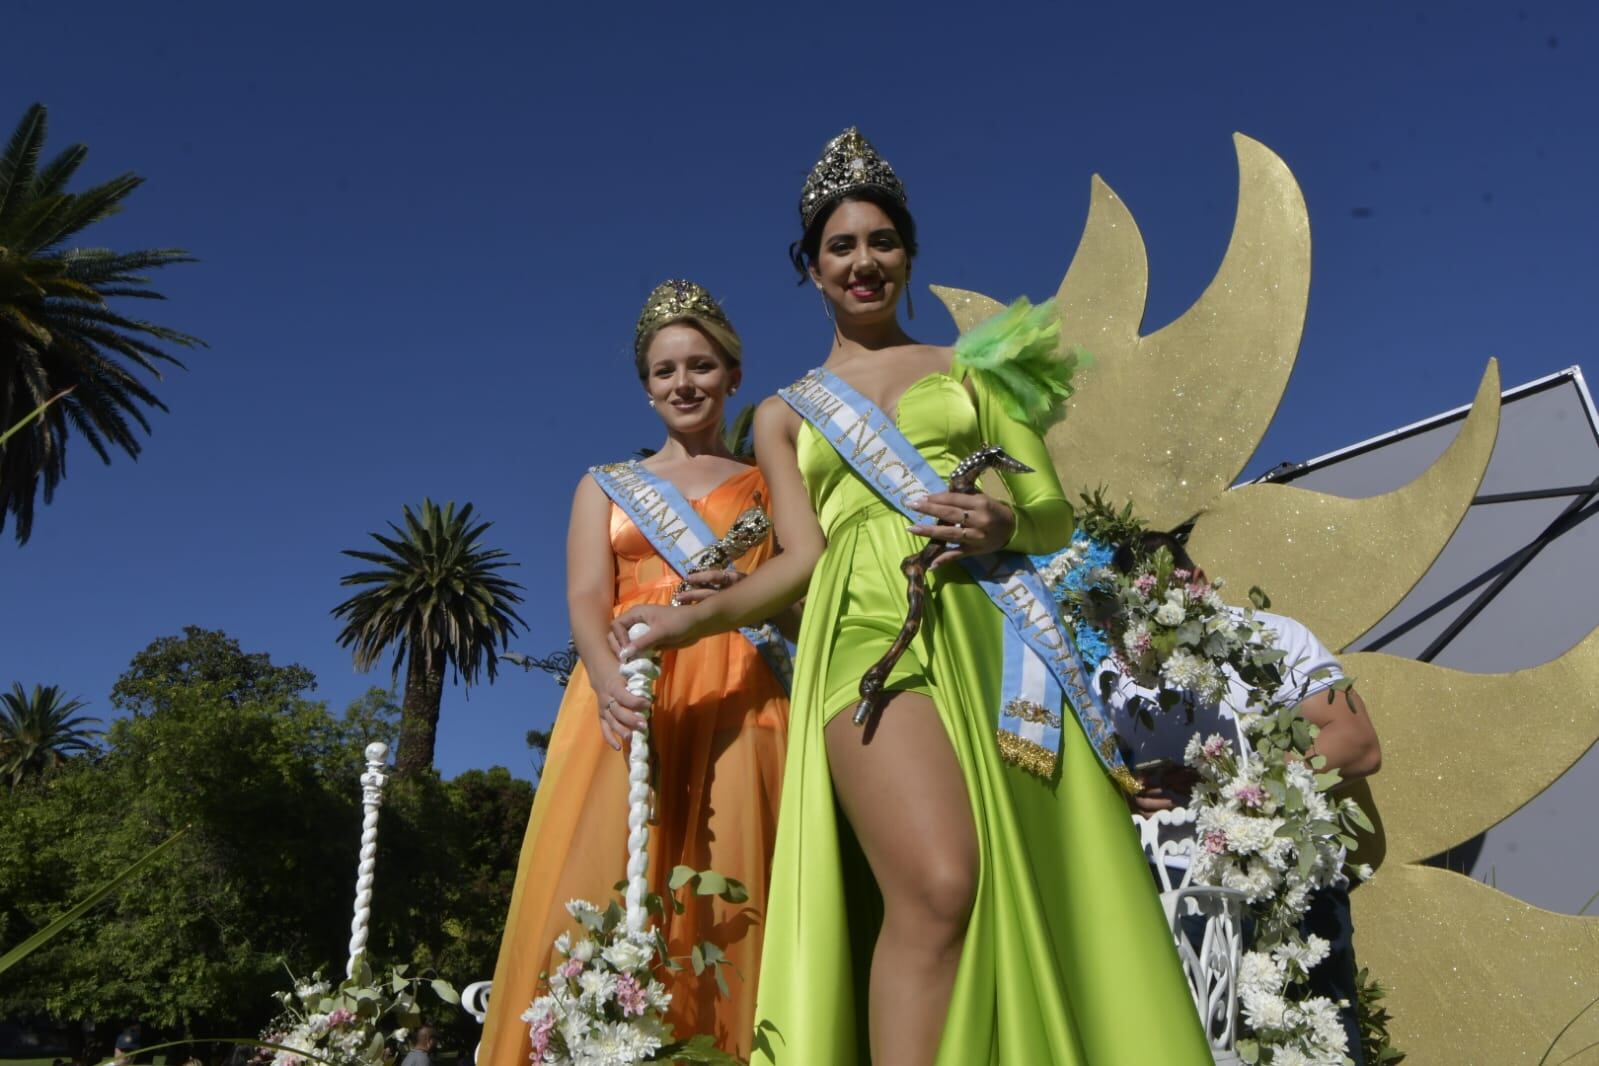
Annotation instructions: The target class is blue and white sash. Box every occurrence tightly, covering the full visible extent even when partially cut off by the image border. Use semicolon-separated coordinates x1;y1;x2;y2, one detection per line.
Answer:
589;461;792;692
779;368;1134;789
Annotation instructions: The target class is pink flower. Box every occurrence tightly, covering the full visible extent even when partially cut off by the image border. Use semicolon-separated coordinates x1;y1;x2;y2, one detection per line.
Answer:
1172;569;1192;583
531;1012;556;1056
1134;573;1158;594
1235;784;1267;809
615;973;648;1018
558;958;584;980
1204;830;1229;854
326;1008;355;1028
1202;736;1228;760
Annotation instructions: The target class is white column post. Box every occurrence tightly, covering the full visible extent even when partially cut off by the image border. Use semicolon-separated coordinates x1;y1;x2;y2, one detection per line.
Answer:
347;740;389;978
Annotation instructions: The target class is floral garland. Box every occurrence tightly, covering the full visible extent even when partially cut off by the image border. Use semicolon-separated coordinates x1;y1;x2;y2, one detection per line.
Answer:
1036;497;1377;1066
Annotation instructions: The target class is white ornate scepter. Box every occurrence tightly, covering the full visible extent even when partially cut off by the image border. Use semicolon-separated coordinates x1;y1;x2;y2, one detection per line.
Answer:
347;740;389;977
618;623;660;936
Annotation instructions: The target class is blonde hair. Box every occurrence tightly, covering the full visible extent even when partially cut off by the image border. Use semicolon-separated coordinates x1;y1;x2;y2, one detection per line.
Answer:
633;316;742;380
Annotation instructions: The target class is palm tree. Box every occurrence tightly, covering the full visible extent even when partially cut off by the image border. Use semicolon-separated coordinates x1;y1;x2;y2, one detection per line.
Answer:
332;500;527;775
0;682;101;787
0;102;202;543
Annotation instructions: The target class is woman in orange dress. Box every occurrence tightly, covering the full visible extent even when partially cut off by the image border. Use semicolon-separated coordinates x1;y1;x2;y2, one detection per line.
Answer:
479;279;790;1062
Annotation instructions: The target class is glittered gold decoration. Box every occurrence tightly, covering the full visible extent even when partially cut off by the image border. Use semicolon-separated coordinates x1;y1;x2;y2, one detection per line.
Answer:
634;279;735;355
1345;626;1599;869
929;285;1005;334
799;127;906;230
995;729;1058;779
1352;865;1599;1063
936;132;1599;1060
1004;696;1062;730
1187;360;1501;653
1048;133;1310;531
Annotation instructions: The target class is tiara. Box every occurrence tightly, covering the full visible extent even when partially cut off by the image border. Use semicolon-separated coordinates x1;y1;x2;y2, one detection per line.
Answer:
634;279;735;355
799;126;907;230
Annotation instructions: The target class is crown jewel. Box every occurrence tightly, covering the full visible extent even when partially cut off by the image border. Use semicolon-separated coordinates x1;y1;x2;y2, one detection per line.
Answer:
799;126;907;230
634;279;735;355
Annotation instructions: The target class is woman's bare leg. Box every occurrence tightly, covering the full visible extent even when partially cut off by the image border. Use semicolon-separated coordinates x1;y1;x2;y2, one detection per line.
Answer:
826;691;977;1066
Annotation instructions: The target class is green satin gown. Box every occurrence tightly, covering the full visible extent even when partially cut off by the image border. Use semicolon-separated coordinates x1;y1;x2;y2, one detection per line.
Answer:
751;366;1213;1065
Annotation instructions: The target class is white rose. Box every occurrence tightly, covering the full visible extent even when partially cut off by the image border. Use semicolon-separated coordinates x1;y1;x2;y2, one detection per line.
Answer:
1154;601;1186;627
601;937;653;973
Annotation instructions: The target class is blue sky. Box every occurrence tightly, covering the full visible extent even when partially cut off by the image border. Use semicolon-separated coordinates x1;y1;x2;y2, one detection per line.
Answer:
2;1;1594;778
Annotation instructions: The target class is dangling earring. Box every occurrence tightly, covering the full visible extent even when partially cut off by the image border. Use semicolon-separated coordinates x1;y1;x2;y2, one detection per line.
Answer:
818;288;835;323
729;387;738;396
906;286;916;320
648;398;656;407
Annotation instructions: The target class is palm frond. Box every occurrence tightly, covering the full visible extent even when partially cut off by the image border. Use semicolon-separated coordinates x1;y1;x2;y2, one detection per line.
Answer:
0;103;47;228
10;173;141;256
31;143;87;198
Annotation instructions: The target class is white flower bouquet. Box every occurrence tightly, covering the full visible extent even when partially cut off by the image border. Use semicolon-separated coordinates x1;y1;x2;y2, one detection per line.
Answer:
254;960;458;1066
524;873;749;1066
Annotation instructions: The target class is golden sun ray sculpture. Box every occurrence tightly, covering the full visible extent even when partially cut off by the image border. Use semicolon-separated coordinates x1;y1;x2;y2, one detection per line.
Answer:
933;133;1599;1062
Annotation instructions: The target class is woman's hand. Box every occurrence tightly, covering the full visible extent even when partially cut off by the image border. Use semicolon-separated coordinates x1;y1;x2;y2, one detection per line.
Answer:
670;568;744;606
611;602;707;661
905;491;1017;568
1124;765;1199;815
593;673;651;751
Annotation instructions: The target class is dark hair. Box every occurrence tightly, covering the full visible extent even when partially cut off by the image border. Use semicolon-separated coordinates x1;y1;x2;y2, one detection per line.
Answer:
1113;529;1198;574
788;189;919;282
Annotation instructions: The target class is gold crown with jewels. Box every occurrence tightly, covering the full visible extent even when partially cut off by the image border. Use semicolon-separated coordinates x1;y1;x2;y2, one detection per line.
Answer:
799;126;907;230
634;278;735;355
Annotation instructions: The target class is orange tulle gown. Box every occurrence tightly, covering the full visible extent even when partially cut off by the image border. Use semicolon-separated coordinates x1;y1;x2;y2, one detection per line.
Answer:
479;465;788;1063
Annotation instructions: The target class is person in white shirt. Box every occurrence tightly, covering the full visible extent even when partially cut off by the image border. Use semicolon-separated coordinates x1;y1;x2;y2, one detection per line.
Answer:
1102;531;1381;1063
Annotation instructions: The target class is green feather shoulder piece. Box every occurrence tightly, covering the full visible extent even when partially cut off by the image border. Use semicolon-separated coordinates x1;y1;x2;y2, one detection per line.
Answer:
953;296;1088;432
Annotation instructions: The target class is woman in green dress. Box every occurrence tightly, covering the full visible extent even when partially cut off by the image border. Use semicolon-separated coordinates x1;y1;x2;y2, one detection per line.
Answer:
615;128;1211;1065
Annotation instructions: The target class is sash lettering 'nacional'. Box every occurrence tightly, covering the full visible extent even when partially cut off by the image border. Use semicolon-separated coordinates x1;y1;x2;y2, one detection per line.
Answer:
779;368;1134;789
590;461;792;691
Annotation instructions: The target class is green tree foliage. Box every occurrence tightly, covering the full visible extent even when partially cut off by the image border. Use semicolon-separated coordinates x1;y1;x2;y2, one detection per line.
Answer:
0;103;203;543
723;403;756;458
526;726;553;781
332;499;527;775
0;682;100;787
0;628;532;1055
